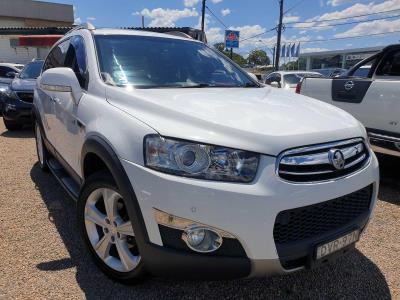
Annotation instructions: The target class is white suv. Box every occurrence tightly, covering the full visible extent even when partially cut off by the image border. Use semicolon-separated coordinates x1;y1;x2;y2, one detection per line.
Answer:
33;25;379;282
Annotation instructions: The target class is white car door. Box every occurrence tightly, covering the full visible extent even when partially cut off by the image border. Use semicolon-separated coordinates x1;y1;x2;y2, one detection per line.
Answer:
51;35;88;174
367;49;400;136
37;39;71;146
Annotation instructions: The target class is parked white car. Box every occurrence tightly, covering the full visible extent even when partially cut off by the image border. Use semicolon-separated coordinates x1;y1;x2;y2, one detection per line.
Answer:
33;24;379;282
299;44;400;157
0;63;24;85
264;71;323;91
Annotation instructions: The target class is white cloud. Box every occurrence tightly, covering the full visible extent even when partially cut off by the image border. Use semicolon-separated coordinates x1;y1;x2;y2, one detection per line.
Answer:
221;8;231;16
327;0;356;6
316;0;400;22
74;17;81;25
334;18;400;38
228;25;265;46
184;0;200;7
293;0;400;30
135;8;198;27
211;0;223;3
206;27;224;45
87;16;96;21
283;14;300;23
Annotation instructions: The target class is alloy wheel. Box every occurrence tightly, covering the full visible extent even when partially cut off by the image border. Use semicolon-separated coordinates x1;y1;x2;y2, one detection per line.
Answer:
84;188;141;272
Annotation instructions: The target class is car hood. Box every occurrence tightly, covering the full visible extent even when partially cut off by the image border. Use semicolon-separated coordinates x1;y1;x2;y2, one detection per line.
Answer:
11;78;36;91
106;86;365;156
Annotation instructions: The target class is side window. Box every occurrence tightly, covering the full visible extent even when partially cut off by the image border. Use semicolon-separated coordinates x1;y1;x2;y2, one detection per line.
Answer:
43;39;70;72
265;73;275;84
376;50;400;77
352;59;375;78
64;35;88;88
0;66;14;77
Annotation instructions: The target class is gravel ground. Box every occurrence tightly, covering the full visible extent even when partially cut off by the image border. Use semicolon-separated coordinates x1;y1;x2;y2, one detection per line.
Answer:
0;119;399;300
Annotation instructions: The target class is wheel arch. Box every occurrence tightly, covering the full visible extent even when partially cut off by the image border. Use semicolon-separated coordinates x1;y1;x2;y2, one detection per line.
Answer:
81;135;151;245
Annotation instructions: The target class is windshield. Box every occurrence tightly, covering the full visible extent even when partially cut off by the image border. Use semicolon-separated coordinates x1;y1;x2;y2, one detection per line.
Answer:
19;61;44;79
94;35;258;88
284;73;322;85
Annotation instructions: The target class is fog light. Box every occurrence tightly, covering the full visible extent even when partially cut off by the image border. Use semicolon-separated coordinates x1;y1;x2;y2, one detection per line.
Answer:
182;226;223;253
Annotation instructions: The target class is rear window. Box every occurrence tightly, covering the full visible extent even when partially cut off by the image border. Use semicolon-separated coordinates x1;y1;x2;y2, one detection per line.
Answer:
284;73;322;85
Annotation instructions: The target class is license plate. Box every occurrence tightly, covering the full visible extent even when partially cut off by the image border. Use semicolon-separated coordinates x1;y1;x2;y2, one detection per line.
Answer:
316;230;360;260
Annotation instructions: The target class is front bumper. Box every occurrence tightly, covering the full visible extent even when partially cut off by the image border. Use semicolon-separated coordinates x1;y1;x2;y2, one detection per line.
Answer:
121;150;379;279
2;96;33;124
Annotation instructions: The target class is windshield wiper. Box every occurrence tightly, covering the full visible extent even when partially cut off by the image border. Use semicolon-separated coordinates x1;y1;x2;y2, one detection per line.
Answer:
241;82;259;87
181;83;212;88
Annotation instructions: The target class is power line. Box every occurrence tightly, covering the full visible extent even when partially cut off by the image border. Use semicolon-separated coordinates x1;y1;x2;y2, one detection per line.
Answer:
206;5;228;28
285;29;400;44
284;0;306;15
286;7;400;24
239;27;277;42
286;13;400;29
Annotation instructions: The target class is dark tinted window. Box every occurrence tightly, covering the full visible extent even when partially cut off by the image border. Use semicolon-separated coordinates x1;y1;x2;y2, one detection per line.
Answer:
43;39;70;71
348;57;375;78
284;73;323;85
19;61;44;79
0;66;15;77
95;35;257;88
376;50;400;76
64;35;87;88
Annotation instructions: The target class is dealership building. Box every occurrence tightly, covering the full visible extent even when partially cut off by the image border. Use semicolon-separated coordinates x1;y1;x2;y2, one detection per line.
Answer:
0;0;73;63
300;46;384;71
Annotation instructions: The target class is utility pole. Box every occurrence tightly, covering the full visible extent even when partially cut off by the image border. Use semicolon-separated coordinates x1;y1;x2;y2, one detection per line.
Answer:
141;15;145;28
272;46;275;68
201;0;206;33
274;0;284;71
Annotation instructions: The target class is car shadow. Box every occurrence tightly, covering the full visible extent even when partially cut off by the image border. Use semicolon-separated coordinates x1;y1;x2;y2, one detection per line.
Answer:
30;163;391;299
376;153;400;206
0;126;33;138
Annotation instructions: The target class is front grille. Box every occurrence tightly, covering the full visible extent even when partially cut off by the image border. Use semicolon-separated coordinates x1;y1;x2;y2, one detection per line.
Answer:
16;92;34;103
278;138;370;183
273;185;373;245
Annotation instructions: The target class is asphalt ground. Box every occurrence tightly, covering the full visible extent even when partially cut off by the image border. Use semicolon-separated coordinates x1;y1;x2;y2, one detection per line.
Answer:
0;119;399;299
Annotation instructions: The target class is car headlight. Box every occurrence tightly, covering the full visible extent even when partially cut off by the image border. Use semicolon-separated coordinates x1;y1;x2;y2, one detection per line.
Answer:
144;135;259;182
4;87;18;100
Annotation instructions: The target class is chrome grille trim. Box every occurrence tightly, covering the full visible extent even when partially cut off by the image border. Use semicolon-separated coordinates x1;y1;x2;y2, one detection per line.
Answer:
277;138;370;183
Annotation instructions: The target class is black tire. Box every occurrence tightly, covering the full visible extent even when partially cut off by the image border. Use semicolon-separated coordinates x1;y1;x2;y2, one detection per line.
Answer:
4;119;23;131
77;171;146;283
34;121;49;172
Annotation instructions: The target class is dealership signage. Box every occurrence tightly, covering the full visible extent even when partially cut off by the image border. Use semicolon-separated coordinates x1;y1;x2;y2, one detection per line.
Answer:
345;53;372;61
225;30;240;48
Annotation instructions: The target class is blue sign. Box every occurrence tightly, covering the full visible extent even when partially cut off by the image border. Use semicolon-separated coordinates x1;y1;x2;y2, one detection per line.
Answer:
225;30;240;48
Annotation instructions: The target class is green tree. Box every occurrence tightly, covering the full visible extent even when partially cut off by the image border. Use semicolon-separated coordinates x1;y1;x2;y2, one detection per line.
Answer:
247;49;270;66
282;57;306;70
213;43;247;67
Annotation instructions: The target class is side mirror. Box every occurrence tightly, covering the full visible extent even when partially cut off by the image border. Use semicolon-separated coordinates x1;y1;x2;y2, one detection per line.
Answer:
247;72;259;82
5;71;17;78
270;81;280;88
40;67;82;104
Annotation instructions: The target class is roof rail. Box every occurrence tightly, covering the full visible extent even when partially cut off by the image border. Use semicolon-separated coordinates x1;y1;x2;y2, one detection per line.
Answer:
65;22;95;35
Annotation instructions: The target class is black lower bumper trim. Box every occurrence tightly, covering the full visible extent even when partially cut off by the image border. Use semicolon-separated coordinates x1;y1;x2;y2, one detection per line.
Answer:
141;242;251;280
277;213;369;270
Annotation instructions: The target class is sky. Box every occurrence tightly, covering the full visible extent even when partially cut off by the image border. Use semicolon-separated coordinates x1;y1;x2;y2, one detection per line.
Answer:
47;0;400;58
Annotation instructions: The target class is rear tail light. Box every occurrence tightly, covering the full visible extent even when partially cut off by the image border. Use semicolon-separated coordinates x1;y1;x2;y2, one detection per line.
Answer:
295;81;302;94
